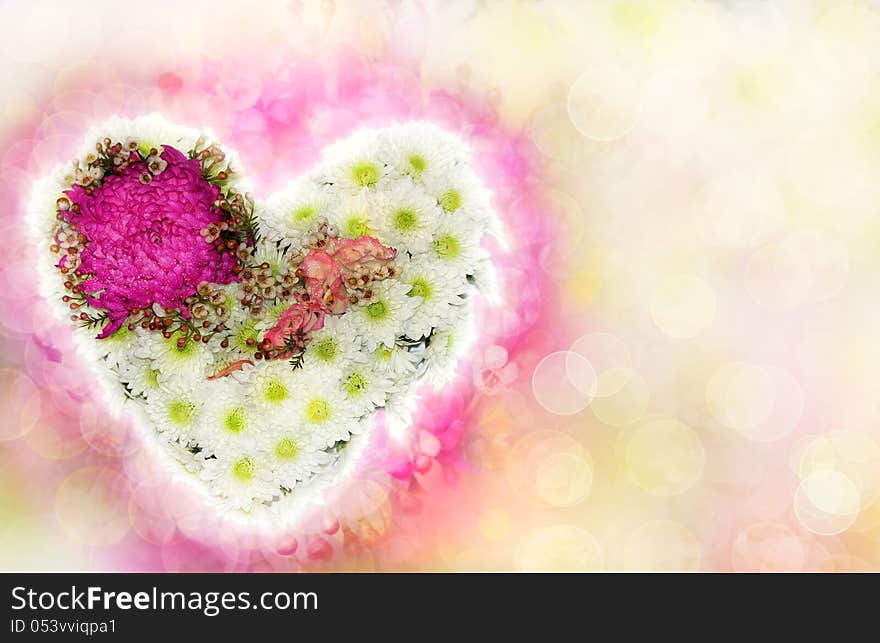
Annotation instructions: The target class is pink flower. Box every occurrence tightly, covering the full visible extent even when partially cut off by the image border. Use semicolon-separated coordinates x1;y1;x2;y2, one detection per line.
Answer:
330;235;396;275
301;249;347;315
263;302;325;354
300;236;397;317
64;146;238;338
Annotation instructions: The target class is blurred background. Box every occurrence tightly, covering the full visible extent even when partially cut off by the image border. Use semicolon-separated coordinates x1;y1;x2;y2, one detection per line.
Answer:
2;0;880;571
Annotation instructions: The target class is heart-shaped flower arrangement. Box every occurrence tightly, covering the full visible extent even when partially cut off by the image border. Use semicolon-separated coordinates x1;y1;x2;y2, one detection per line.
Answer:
29;115;499;522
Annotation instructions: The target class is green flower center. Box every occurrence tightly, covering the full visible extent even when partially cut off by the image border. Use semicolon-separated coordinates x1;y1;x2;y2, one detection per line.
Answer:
434;234;461;259
352;161;379;187
269;301;290;317
394;208;418;231
168;334;196;358
408;277;433;300
313;338;337;362
366;300;388;321
223;407;246;434
106;324;131;343
235;321;260;353
146;368;160;389
263;379;289;404
408;154;427;176
293;205;317;223
275;437;298;460
138;140;158;157
345;372;368;396
344;215;370;238
167;399;194;426
375;345;393;361
306;399;331;423
232;457;255;482
439;189;462;212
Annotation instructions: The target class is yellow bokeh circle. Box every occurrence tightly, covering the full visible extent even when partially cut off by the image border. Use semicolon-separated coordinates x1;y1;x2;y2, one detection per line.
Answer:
625;418;705;496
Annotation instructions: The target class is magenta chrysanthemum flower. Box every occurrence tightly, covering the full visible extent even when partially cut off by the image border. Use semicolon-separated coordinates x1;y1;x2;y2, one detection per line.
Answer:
62;146;238;338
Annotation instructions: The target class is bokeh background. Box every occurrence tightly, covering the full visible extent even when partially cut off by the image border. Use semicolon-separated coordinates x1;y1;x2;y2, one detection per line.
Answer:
3;0;880;571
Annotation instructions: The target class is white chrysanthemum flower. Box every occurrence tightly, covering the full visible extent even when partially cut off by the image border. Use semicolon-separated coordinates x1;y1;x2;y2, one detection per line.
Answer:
338;361;394;415
377;123;460;184
423;162;494;227
200;451;277;512
251;239;292;276
251;360;298;413
302;314;362;371
429;214;482;280
163;438;203;474
117;357;163;399
373;178;441;254
144;381;204;441
371;342;423;379
349;279;420;350
262;427;332;488
327;190;381;239
98;324;144;371
194;379;263;457
399;254;468;339
421;312;477;387
287;372;360;448
261;179;332;247
228;317;265;358
429;161;504;244
321;129;389;194
139;331;214;381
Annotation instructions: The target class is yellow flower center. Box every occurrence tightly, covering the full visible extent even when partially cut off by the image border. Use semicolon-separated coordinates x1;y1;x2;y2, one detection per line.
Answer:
394;208;418;231
167;399;194;426
275;438;298;460
232;457;255;482
434;234;461;259
345;372;368;396
344;215;370;238
439;189;462;212
314;338;337;361
306;399;331;423
408;154;427;176
223;407;246;434
293;205;317;223
352;161;379;187
366;300;388;320
408;277;432;300
263;379;288;404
